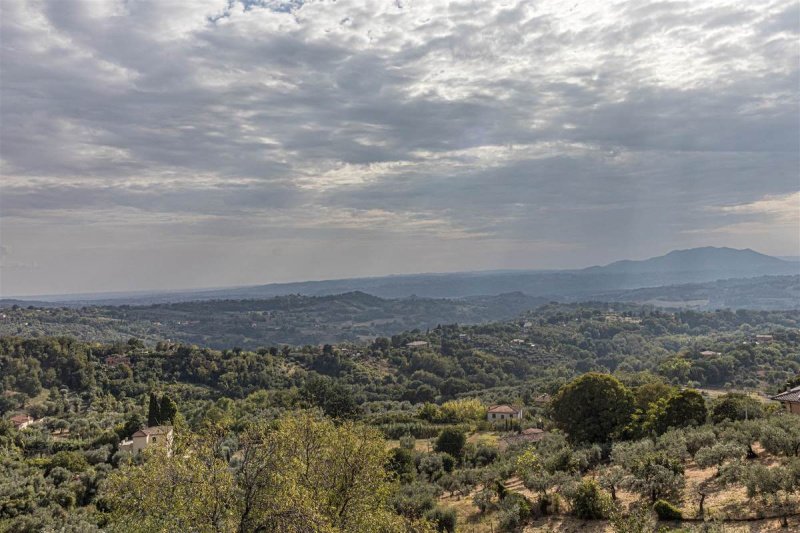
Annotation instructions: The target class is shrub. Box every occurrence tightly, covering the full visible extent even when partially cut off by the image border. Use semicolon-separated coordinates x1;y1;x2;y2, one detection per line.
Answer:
425;506;457;533
653;499;682;520
390;481;438;518
571;479;611;519
497;492;532;531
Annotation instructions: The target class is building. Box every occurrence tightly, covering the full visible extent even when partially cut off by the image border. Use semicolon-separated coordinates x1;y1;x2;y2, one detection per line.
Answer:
700;350;721;357
771;386;800;415
119;425;174;455
10;414;33;430
756;335;774;343
487;405;522;422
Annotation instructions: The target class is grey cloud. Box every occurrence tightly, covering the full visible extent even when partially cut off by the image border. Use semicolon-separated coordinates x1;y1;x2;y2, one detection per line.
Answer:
1;0;798;295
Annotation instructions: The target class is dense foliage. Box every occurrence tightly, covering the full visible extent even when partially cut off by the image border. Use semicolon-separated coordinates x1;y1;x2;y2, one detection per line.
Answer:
1;304;799;531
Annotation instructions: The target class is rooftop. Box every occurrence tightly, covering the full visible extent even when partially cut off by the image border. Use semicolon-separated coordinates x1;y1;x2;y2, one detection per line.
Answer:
488;404;519;414
772;386;800;403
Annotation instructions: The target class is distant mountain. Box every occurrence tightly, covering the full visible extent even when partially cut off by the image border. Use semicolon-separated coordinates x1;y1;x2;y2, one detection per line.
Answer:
4;247;797;306
584;247;797;277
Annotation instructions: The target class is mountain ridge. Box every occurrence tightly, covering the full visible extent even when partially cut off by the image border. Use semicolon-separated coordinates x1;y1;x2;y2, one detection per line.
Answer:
3;247;797;306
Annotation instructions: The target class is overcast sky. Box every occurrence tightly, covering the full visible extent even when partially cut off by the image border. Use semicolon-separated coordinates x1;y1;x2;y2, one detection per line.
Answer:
1;0;798;296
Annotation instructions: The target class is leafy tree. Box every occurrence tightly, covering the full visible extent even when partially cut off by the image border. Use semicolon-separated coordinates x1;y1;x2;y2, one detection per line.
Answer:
633;382;674;412
742;459;800;528
472;488;493;514
644;389;707;435
760;414;800;457
625;453;684;503
122;413;144;438
388;447;416;483
695;442;746;476
437;398;486;423
104;411;418;533
158;394;178;425
551;373;635;443
710;393;763;423
104;426;238;532
598;465;626;501
301;375;359;419
434;428;466;461
424;506;456;533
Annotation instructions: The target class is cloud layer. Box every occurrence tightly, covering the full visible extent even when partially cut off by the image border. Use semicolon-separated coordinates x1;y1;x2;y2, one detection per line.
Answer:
1;0;798;295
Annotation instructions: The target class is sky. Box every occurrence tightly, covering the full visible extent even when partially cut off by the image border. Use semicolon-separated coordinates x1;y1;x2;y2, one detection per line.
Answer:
1;0;798;297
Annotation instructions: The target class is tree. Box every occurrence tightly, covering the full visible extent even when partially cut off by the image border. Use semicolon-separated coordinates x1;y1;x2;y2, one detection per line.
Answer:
742;459;800;528
598;465;626;501
760;414;800;457
104;411;419;533
301;375;359;419
122;413;144;438
388;447;416;483
695;442;746;476
437;398;486;423
571;479;611;519
710;393;763;423
644;389;707;435
424;506;456;533
159;394;178;425
102;426;237;533
551;373;635;444
434;428;466;461
625;453;684;503
147;393;160;427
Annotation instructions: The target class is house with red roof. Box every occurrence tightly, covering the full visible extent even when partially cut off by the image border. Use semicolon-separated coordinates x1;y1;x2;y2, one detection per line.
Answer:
487;404;522;422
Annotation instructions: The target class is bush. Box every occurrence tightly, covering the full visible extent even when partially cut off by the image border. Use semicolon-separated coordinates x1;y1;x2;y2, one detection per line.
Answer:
653;499;682;520
571;479;611;519
425;506;457;533
390;481;439;518
497;492;532;531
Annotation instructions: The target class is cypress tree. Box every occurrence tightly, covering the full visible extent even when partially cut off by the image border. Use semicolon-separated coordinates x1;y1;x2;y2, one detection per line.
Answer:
159;394;178;425
147;392;160;427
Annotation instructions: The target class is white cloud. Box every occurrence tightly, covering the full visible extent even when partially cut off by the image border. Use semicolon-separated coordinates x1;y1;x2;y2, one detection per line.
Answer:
0;0;798;294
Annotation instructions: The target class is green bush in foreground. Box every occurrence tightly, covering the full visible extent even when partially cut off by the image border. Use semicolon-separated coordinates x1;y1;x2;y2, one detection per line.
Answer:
571;479;612;519
653;499;682;520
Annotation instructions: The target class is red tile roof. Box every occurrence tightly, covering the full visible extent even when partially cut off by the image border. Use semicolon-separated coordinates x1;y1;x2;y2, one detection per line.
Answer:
772;386;800;403
488;405;519;414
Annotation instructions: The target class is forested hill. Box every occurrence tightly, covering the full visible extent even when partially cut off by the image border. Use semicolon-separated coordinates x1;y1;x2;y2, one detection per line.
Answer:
0;291;548;348
3;276;799;349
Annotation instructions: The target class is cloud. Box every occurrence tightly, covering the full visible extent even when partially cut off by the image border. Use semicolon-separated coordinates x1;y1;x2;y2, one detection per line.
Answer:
0;0;798;295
